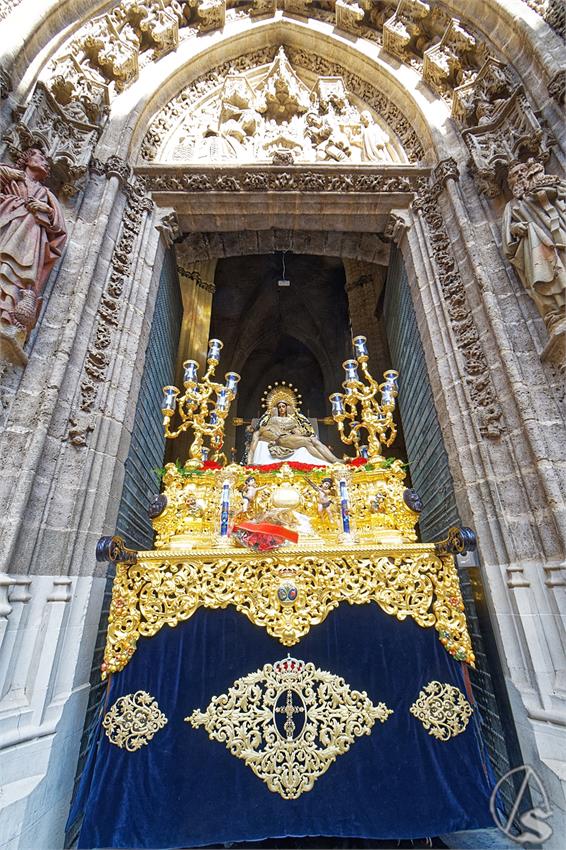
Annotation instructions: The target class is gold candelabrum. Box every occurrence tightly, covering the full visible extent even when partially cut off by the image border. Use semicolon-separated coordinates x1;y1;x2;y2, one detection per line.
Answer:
329;336;399;461
161;339;240;467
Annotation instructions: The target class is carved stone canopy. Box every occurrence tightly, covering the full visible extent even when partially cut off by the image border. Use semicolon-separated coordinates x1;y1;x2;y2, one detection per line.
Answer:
152;47;407;166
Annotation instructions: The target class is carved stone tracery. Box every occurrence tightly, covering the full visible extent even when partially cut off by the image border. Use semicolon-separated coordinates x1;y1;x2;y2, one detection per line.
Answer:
413;159;504;438
139;165;423;194
0;0;552;195
2;83;103;196
462;88;554;198
521;0;565;41
68;161;153;445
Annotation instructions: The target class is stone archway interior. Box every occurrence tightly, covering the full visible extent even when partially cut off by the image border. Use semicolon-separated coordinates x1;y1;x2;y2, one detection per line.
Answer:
209;252;351;456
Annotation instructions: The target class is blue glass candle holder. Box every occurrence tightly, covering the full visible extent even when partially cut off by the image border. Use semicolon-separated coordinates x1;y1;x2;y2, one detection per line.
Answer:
353;335;368;360
161;386;179;415
225;372;241;395
343;359;359;383
207;339;223;363
329;392;345;416
182;360;199;388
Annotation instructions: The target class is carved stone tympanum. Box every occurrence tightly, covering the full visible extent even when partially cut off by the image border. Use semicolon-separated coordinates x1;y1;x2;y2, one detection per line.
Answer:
0;148;67;365
152;47;406;166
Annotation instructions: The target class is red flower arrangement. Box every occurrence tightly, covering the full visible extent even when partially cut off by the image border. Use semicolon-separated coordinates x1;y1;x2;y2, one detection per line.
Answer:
244;458;368;472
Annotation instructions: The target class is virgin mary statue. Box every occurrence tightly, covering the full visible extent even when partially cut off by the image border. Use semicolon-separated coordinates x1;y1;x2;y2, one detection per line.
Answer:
247;385;339;466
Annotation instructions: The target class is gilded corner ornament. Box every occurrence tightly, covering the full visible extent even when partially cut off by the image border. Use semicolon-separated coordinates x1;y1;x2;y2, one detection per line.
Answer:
410;681;473;741
187;656;392;799
103;691;168;751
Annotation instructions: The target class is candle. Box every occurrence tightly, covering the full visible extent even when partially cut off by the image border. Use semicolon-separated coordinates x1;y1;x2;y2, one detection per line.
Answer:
182;359;199;387
220;481;230;537
216;387;229;411
353;335;368;359
207;339;223;362
380;385;394;407
329;392;345;416
383;369;399;394
343;359;359;382
339;479;351;534
161;386;179;415
225;372;241;395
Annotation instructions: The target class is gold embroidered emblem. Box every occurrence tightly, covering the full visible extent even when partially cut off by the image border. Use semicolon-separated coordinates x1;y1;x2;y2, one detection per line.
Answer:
103;690;168;751
410;681;473;741
187;656;392;799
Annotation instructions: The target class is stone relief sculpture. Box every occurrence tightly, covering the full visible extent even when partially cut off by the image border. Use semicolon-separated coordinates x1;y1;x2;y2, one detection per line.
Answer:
10;0;544;190
502;159;566;346
165;48;403;165
0;148;67;365
355;110;396;162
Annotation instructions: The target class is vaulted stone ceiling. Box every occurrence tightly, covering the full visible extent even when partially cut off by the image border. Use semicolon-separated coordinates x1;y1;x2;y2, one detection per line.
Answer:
209;252;351;414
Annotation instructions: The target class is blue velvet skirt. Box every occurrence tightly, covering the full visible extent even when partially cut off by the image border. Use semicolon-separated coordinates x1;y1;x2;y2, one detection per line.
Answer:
72;604;495;848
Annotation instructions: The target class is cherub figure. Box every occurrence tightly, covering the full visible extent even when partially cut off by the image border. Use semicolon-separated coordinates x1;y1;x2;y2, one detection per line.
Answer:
369;491;386;513
186;495;205;517
307;477;335;521
241;476;267;514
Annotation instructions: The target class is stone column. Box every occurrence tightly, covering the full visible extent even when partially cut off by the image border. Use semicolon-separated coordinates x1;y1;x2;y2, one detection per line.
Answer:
342;258;389;377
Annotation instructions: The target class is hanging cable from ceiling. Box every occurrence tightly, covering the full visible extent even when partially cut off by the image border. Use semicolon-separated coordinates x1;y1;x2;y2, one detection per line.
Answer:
277;251;290;287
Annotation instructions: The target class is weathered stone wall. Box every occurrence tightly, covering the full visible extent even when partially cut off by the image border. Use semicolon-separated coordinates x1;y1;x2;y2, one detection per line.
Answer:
0;2;564;847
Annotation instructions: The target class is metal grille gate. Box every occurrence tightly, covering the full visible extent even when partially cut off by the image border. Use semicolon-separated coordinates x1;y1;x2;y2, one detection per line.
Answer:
65;249;182;845
384;246;525;817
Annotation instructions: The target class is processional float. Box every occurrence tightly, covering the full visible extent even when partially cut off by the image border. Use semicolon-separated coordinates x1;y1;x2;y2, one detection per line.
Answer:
71;335;496;848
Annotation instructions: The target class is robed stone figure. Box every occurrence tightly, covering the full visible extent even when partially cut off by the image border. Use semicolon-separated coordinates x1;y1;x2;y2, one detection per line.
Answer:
0;148;67;364
502;160;566;341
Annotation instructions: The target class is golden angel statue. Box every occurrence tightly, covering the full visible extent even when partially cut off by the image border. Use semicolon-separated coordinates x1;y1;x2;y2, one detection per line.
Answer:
247;384;340;466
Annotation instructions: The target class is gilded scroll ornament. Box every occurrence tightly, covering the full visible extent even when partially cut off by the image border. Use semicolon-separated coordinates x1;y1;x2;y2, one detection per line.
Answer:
102;544;474;677
410;681;473;741
103;691;168;751
187;656;392;799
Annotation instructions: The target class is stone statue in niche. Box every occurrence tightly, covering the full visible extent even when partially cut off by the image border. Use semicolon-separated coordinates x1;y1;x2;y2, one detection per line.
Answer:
502;159;566;347
0;148;67;365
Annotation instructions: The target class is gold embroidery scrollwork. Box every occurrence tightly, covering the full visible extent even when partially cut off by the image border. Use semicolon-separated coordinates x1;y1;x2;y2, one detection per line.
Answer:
102;546;474;677
187;656;392;799
410;681;473;741
103;690;168;751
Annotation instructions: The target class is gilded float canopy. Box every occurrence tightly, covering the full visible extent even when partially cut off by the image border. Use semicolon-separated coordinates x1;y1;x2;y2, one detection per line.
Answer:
98;342;477;679
98;460;476;677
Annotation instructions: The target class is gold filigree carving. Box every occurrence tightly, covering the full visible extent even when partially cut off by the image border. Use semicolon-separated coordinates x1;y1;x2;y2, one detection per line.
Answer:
187;656;392;798
102;544;474;678
153;459;420;550
102;690;168;751
410;681;473;740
